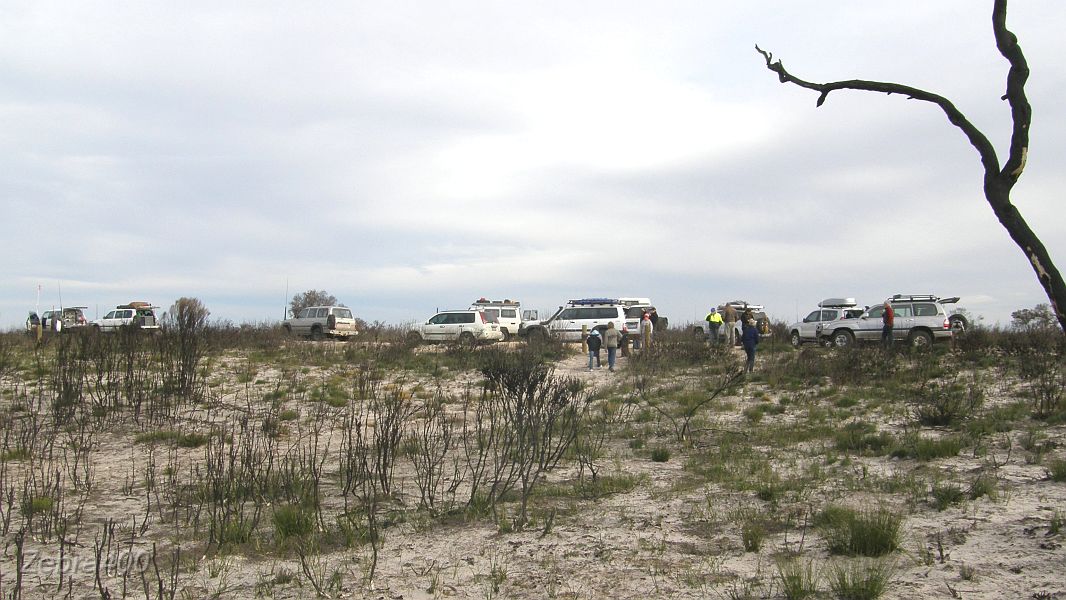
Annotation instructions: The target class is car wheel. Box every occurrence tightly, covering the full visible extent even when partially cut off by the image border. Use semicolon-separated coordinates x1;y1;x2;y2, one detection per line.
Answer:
908;330;933;349
692;327;705;338
832;330;855;348
949;314;968;334
406;331;423;345
310;326;323;341
789;331;801;348
500;329;511;342
458;332;476;346
283;324;293;336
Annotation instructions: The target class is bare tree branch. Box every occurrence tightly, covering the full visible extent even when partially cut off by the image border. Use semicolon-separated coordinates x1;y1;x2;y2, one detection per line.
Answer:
754;0;1066;331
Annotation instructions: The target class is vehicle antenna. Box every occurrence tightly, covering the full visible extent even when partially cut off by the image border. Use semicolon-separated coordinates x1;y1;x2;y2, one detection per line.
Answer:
284;278;289;320
58;281;63;311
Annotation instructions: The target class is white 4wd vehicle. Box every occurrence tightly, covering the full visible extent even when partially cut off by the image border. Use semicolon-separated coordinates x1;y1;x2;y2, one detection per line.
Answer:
788;298;865;348
691;301;772;343
469;298;526;341
283;306;358;340
522;298;628;342
93;302;161;332
408;310;503;344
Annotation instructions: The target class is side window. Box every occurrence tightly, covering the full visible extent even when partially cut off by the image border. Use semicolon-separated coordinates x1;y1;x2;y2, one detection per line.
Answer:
298;308;311;318
893;305;913;318
429;313;447;325
122;310;134;319
804;310;821;323
459;313;475;324
913;303;937;317
822;310;838;321
335;308;353;319
559;308;579;320
501;309;517;319
316;308;328;318
867;306;885;319
105;311;117;319
483;309;500;323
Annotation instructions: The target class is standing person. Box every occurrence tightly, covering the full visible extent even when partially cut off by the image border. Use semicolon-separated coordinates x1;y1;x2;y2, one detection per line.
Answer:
586;329;602;370
723;303;738;347
741;317;760;373
604;322;621;371
649;308;659;329
881;301;895;349
705;308;723;345
640;312;654;350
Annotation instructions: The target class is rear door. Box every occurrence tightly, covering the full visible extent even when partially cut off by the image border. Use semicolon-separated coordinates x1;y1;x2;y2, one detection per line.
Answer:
892;304;914;341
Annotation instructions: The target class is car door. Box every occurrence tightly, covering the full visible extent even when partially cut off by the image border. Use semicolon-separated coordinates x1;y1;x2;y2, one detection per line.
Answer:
855;305;885;341
293;308;312;335
798;310;822;341
424;313;449;341
550;308;581;341
892;304;914;341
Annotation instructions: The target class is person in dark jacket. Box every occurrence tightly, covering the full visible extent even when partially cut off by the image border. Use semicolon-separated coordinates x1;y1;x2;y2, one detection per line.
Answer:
741;317;760;373
586;329;602;370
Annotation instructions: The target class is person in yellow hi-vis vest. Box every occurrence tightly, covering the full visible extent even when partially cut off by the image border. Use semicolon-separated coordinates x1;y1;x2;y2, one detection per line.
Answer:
705;307;723;345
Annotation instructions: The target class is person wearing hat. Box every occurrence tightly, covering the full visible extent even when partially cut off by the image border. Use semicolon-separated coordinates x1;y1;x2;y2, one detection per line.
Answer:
586;328;602;370
705;307;723;345
741;317;760;373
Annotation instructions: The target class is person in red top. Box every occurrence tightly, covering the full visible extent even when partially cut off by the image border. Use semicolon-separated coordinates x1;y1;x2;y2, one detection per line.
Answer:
881;301;895;348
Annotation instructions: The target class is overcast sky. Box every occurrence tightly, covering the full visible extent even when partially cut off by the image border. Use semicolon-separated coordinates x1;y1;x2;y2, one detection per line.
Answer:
3;1;1064;329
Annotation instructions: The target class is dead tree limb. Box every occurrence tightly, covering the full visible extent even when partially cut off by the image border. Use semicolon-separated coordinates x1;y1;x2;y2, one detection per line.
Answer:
756;0;1065;332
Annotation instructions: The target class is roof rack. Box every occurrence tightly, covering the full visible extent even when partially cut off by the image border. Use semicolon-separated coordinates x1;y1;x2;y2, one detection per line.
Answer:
471;298;520;307
568;298;620;306
889;294;937;303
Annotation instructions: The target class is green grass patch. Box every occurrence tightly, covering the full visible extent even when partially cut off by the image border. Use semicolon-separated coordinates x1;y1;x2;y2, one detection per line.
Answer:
816;506;902;557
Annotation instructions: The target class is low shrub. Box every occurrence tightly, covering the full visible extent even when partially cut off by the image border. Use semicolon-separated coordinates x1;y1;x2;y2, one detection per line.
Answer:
817;506;901;557
827;558;894;600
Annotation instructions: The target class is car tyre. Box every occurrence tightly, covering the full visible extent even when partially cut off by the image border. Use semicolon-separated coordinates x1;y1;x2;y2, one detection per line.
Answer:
310;325;323;341
949;314;968;334
458;331;476;346
832;330;855;348
500;329;511;342
789;331;801;348
908;330;933;349
406;331;423;346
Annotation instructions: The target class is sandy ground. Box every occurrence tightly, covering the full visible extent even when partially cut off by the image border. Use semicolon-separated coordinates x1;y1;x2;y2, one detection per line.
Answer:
1;343;1064;599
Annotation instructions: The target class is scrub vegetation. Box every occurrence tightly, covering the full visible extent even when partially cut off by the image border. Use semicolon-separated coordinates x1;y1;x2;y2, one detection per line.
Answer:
0;321;1063;599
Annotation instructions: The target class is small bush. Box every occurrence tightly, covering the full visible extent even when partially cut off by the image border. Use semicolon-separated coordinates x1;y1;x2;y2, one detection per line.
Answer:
835;422;893;456
890;435;962;461
650;447;671;462
910;373;983;427
968;474;997;501
776;558;819;599
827;559;894;600
741;518;766;552
273;504;316;541
931;483;965;511
1047;458;1066;482
817;506;901;557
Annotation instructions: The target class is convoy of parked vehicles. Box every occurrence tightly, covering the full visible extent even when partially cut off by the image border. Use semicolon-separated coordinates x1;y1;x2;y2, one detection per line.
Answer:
24;292;969;349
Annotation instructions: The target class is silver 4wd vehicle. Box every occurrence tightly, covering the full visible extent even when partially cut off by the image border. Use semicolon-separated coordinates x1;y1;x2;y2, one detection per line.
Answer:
283;306;358;340
521;298;628;342
407;309;503;344
788;298;865;348
818;294;954;348
470;298;525;341
93;302;161;332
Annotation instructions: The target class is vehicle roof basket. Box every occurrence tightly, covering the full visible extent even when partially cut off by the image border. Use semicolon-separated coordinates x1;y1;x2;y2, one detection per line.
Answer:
472;298;520;307
568;298;620;306
889;294;937;303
